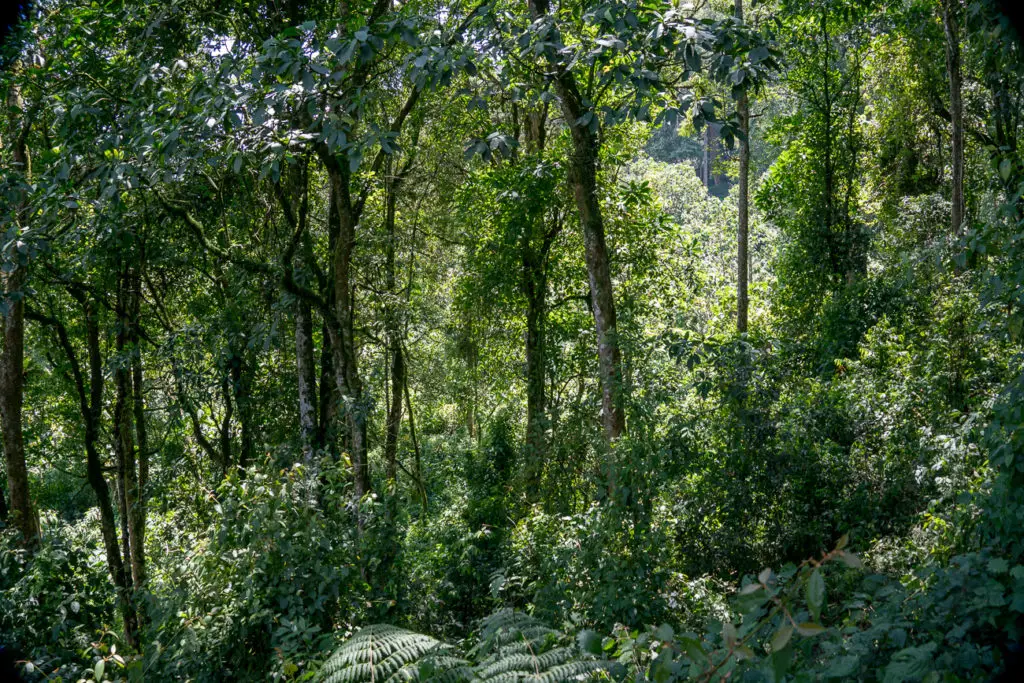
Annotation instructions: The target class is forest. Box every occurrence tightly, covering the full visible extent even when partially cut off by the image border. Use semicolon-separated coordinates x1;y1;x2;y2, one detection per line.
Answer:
1;0;1023;680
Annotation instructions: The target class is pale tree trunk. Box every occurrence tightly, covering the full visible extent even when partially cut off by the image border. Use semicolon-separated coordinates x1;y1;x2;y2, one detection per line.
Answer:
943;0;965;237
282;157;320;464
2;71;40;548
320;157;371;498
527;0;625;444
736;0;750;334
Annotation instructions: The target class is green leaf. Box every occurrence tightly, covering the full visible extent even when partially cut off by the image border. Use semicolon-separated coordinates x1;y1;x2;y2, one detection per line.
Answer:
722;622;738;648
577;629;602;655
838;551;863;569
988;558;1010;574
1000;158;1012;182
654;623;674;642
679;637;707;664
823;655;859;678
796;622;826;637
883;644;937;683
806;569;825;621
94;659;105;681
770;623;793;652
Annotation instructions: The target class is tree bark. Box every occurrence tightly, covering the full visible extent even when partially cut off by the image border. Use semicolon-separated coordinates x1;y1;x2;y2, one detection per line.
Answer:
228;350;255;472
296;302;318;463
383;173;404;486
319;156;371;498
736;0;750;334
2;72;40;549
29;297;140;648
528;0;625;443
114;268;145;627
943;0;965;236
318;319;337;453
523;265;547;497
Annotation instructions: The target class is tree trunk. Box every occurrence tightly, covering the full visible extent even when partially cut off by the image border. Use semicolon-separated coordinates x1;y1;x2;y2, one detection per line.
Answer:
322;158;371;498
523;269;547;497
557;95;625;441
2;72;40;548
114;269;145;627
296;301;318;463
1;266;39;548
943;0;965;237
402;350;428;511
129;269;149;629
383;166;408;487
736;0;750;334
318;318;337;453
527;0;626;443
130;270;148;573
80;298;139;649
115;461;133;593
229;351;255;472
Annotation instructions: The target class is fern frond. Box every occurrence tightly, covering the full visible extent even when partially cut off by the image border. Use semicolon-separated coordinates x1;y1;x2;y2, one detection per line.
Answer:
471;610;607;682
317;612;607;683
317;624;470;683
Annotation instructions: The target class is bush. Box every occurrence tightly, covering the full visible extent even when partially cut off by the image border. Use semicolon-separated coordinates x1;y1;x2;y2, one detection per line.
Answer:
145;460;361;681
0;511;115;680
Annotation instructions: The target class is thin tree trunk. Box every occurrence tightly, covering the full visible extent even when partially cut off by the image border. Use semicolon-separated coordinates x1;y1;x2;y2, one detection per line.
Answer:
24;297;140;646
383;162;410;487
89;386;139;649
114;268;145;626
296;301;318;463
219;372;233;472
83;299;139;647
2;72;40;548
736;0;750;334
318;319;337;453
523;274;547;498
229;351;255;472
527;0;626;444
402;349;427;511
114;456;133;593
129;268;149;629
943;0;965;237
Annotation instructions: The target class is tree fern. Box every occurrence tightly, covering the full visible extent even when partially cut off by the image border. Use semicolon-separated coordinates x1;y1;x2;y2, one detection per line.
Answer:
317;611;606;683
316;624;471;683
472;609;605;682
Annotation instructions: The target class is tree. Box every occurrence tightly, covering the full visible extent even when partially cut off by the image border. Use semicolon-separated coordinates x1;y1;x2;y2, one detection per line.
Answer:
1;57;39;548
736;0;751;334
942;0;965;236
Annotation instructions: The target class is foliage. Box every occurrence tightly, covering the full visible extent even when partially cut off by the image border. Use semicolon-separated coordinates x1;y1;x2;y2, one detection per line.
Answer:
2;0;1024;681
144;461;362;681
0;513;116;679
